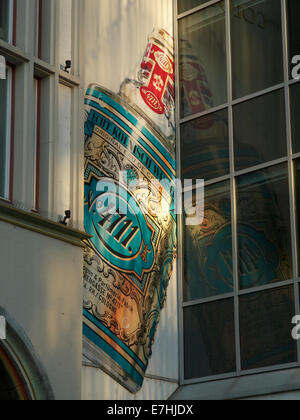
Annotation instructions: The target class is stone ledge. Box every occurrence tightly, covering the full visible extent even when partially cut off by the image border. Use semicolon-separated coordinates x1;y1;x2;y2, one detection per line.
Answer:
0;201;91;248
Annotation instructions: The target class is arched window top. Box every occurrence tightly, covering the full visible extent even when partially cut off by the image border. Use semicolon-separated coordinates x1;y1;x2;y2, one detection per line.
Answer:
0;308;54;400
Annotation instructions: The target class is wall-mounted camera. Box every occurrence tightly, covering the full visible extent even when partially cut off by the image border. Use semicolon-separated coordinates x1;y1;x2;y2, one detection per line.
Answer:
58;210;71;226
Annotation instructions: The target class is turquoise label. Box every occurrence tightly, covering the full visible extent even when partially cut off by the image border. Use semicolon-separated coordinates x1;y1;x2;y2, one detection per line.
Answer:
85;177;155;287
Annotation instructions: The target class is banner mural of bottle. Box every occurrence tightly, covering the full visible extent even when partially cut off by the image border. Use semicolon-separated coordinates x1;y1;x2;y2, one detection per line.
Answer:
83;28;176;393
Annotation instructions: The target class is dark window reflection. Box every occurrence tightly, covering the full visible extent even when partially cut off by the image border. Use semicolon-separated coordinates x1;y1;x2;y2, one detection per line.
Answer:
184;299;236;379
179;1;227;118
178;0;208;15
290;82;300;154
233;90;287;172
231;0;283;99
240;286;297;371
287;0;300;78
0;0;11;42
181;108;229;182
237;164;293;290
183;181;232;301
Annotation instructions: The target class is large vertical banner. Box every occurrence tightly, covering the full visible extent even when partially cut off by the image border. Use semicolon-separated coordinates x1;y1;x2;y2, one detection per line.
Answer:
83;2;176;393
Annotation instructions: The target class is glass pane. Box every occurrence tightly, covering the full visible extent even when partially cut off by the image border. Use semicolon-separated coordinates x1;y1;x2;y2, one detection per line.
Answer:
240;286;297;371
231;0;283;99
287;0;300;78
178;0;209;15
233;89;287;172
0;0;12;42
181;108;229;182
237;164;293;291
0;68;11;200
184;298;236;379
290;82;300;154
179;1;227;119
183;181;233;301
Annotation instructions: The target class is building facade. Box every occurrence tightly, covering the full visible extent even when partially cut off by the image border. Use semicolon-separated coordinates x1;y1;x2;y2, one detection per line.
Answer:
1;0;300;400
0;0;88;400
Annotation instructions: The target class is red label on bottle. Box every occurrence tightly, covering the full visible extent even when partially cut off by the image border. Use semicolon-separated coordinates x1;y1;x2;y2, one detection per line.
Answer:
139;41;174;115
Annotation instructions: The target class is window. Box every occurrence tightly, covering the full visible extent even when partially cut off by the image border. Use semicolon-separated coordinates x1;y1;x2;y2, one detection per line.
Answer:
177;0;300;387
0;66;13;201
0;0;14;44
287;0;300;78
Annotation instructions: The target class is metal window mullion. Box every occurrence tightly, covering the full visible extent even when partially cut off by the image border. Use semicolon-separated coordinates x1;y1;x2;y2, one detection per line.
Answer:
4;66;12;200
281;0;300;362
174;0;185;387
293;152;300;160
182;175;231;193
8;0;14;44
226;0;241;376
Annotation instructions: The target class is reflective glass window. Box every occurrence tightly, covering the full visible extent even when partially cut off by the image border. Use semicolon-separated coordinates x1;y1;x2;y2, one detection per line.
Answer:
179;2;227;118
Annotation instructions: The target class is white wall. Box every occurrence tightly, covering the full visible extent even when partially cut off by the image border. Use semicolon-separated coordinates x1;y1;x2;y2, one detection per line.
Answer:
83;0;173;91
0;221;83;400
57;84;72;218
81;0;179;400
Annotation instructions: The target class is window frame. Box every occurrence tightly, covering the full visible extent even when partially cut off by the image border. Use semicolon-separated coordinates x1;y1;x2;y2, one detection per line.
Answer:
175;0;300;392
0;63;15;203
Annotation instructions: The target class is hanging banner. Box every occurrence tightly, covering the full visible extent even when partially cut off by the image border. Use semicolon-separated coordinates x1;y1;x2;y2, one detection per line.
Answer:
83;23;176;393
